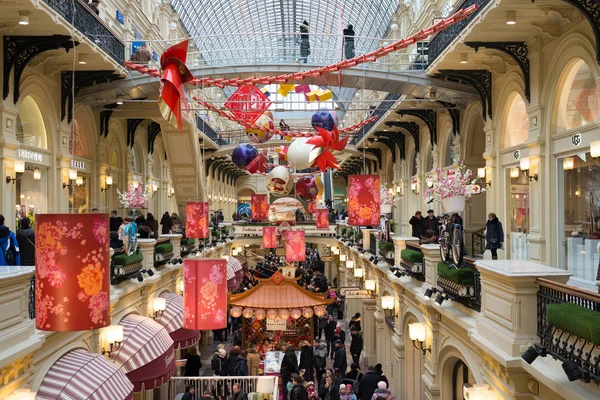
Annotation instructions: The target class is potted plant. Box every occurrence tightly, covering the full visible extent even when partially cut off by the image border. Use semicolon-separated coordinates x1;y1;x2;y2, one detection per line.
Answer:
424;163;485;214
380;186;394;214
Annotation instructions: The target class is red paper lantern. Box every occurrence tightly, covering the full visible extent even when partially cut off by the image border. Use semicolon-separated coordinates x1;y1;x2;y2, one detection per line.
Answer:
251;194;268;221
316;209;329;229
183;259;227;330
186;202;209;238
348;175;381;226
35;213;110;331
286;230;306;263
263;226;277;248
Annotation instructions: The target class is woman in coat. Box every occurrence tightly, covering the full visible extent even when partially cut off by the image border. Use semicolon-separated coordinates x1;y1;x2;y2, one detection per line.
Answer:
16;218;35;266
183;346;202;376
299;21;310;63
160;212;172;234
290;374;309;400
485;213;504;260
247;347;260;375
299;340;315;383
146;213;159;239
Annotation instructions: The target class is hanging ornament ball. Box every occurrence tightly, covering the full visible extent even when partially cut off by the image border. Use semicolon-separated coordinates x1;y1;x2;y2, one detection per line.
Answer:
296;176;319;202
266;309;278;321
267;166;292;196
290;309;302;320
232;144;258;169
311;109;338;131
263;111;274;120
230;306;243;318
287;138;321;170
315;175;324;198
278;309;290;320
269;197;305;224
255;309;266;320
302;307;314;318
246;115;274;143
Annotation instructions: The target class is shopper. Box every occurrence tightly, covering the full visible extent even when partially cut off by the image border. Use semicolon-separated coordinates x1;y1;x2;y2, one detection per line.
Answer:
247;346;260;375
349;329;363;366
184;347;202;376
211;348;228;376
324;315;336;358
419;229;438;245
160;212;172;234
182;385;195;400
318;313;329;339
88;0;100;15
423;209;439;233
343;24;355;59
146;213;159;239
313;339;328;386
373;364;388;388
409;211;425;238
131;43;153;63
485;212;504;260
233;350;249;376
110;210;122;232
333;340;347;381
290;374;309;400
0;215;20;266
281;344;299;398
300;21;310;63
299;340;315;383
358;366;380;400
227;345;242;376
345;363;363;389
332;323;346;347
232;383;248;400
16;218;35;266
319;374;340;400
349;312;361;332
369;382;392;400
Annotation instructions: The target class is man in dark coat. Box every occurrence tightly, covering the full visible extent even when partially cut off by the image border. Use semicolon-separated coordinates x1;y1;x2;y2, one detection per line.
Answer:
280;345;299;398
324;315;337;359
409;211;425;238
299;341;315;383
232;383;248;400
227;346;242;376
16;218;35;266
349;329;363;366
333;340;347;381
423;209;439;233
109;210;122;232
357;366;380;400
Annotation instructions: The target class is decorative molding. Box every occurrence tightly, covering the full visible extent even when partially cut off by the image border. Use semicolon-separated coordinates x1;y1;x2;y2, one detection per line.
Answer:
437;101;460;136
60;71;121;123
371;135;397;164
385;121;420;153
395;109;438;145
127;119;144;148
365;148;382;170
148;122;161;154
438;70;493;121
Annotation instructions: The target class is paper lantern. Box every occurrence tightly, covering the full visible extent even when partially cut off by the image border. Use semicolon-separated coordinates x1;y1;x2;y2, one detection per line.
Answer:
286;230;306;263
243;308;254;318
35;213;110;331
186;202;209;238
311;110;338;131
302;307;314;318
266;309;278;320
269;197;305;225
314;305;326;317
278;309;290;320
348;175;381;226
183;259;228;330
287;138;321;171
267;166;293;196
255;309;266;320
263;226;277;248
290;309;302;320
246;115;274;143
296;176;319;201
316;209;329;229
230;306;242;318
251;194;269;220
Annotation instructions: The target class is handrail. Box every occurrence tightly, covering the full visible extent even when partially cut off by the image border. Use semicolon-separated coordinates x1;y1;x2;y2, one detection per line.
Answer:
537;278;600;303
471;227;486;257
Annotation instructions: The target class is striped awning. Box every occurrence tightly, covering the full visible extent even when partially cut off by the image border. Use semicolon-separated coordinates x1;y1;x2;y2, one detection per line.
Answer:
157;292;200;350
37;349;133;400
114;314;176;392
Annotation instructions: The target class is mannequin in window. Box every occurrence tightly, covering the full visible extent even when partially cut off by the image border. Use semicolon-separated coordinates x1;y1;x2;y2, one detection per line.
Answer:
15;205;22;231
26;206;35;229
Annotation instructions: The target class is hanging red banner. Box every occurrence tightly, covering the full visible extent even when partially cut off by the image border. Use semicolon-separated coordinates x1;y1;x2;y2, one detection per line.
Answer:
183;258;227;330
263;226;277;249
348;175;381;226
308;202;317;214
251;194;269;221
286;230;306;263
35;213;110;331
316;209;329;229
186;202;209;238
224;85;272;124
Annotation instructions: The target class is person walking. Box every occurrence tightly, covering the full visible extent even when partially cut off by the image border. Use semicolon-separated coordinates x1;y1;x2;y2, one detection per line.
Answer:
324;315;337;359
333;340;347;381
343;25;355;59
16;218;35;266
485;212;504;260
247;346;260;375
281;344;299;398
110;210;122;232
233;350;249;376
146;213;159;239
299;21;311;63
357;366;380;400
349;313;361;332
184;347;202;377
313;339;328;386
227;346;242;376
409;211;425;238
0;215;20;266
211;348;228;376
160;212;172;234
349;329;363;366
370;382;393;400
373;364;388;389
290;374;309;400
299;340;315;383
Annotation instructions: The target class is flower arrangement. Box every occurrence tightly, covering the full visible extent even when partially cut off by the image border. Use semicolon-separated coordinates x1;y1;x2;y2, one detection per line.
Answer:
424;163;484;200
117;183;152;210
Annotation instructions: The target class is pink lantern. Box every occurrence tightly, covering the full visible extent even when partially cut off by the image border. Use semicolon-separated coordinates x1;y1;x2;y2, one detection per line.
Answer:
251;194;269;221
186;202;209;238
263;226;277;248
348;175;381;226
316;209;329;229
286;230;306;263
183;259;227;330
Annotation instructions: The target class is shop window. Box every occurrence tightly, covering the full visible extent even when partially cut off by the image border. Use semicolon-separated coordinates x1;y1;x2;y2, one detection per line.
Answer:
16;96;47;149
506;168;530;260
70;116;92;159
445;134;456;167
558;153;600;284
556;59;600;132
502;92;529;149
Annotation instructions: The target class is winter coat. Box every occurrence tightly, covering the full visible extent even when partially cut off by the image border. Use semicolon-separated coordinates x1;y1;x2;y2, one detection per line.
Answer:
233;390;248;400
160;214;172;234
16;227;35;266
409;216;424;238
319;381;340;400
422;216;439;233
350;332;363;356
234;357;248;376
290;383;309;400
299;345;315;382
349;317;361;332
110;216;123;232
227;348;242;376
370;388;393;400
211;354;228;376
357;371;380;400
313;342;328;369
247;351;260;375
184;354;202;376
280;346;299;379
333;346;347;372
325;321;337;341
485;217;504;250
0;226;20;266
318;316;329;329
333;329;346;344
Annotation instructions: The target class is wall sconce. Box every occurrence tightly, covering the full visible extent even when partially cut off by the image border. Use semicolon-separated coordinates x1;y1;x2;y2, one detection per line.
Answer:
477;167;491;186
354;268;364;283
520;157;538;181
33;169;42;181
132;180;140;189
102;324;124;356
340;254;347;262
6;388;36;400
63;169;78;189
167;186;175;198
6;160;25;184
411;181;419;195
101;175;113;192
408;322;431;355
346;260;354;269
381;295;397;318
232;248;239;256
365;279;376;296
332;247;340;255
179;281;184;296
151;297;166;320
463;383;497;400
591;140;600;166
75;176;84;186
396;186;404;198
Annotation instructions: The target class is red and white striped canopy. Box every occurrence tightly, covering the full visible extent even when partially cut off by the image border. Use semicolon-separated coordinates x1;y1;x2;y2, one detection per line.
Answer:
114;314;176;392
37;349;133;400
157;292;200;350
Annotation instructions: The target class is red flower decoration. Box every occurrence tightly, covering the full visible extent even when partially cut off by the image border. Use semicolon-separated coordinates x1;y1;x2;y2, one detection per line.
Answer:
306;125;349;172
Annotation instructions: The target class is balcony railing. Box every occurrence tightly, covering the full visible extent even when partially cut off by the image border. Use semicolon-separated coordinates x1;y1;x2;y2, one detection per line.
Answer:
43;0;125;65
471;228;486;258
396;242;425;282
168;376;279;400
437;259;481;312
351;92;402;145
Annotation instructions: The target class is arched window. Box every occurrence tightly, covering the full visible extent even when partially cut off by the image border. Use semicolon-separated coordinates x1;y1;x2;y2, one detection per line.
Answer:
16;96;47;149
134;146;143;174
452;360;472;400
556;59;600;132
445;134;456;167
502;92;529;149
70;115;92;158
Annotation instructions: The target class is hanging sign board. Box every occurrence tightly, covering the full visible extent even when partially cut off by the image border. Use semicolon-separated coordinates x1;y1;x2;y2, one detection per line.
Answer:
341;289;373;299
266;318;287;331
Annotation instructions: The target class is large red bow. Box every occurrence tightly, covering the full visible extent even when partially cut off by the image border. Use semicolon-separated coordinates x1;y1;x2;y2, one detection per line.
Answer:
306;125;348;172
158;40;194;134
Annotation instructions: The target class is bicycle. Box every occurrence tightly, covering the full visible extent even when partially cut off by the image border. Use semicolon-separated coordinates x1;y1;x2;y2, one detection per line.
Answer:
438;213;464;265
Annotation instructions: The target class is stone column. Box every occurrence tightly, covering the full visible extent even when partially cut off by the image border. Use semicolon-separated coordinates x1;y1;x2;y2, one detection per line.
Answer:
161;234;182;259
137;238;157;272
362;298;377;362
361;228;378;253
374;306;385;368
420;244;441;287
392;236;419;267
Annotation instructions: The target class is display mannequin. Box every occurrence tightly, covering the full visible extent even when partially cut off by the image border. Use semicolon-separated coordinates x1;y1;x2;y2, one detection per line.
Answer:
26;206;35;229
15;205;22;231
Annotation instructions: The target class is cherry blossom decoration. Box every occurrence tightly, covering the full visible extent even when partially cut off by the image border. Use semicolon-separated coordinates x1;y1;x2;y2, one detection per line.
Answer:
117;183;152;212
35;213;110;331
263;226;277;248
183;258;227;330
305;125;349;172
348;175;381;226
251;194;269;221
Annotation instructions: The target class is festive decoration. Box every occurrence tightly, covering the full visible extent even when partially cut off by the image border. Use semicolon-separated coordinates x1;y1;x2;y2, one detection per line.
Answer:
286;230;306;263
311;110;338;131
185;202;209;238
243;308;254;318
314;305;326;317
117;183;152;211
251;194;269;221
255;309;266;320
266;166;293;196
278;84;295;97
348;175;381;226
295;176;319;201
230;306;242;318
246;152;268;174
302;307;314;318
35;213;110;331
232;143;259;169
424;164;485;200
306;125;348;172
246;115;274;143
380;187;395;214
290;309;302;319
263;226;277;248
183;259;227;330
266;309;278;320
269;197;305;224
275;146;288;161
308;202;317;214
315;175;324;198
316;209;329;229
287;138;321;170
278;309;290;320
224;85;272;123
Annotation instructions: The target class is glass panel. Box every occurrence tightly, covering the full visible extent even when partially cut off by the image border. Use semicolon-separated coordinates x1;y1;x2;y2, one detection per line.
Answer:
16;96;48;149
507;168;529;233
503;92;529;149
557;59;600;132
70;115;92;159
445;134;456;167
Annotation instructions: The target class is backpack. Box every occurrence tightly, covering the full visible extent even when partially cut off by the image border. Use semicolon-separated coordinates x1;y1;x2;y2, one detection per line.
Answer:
3;237;15;265
314;346;327;368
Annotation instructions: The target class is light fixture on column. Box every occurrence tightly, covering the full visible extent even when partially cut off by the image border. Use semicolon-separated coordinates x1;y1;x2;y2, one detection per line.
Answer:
75;176;84;186
365;279;376;296
520;157;538;181
167;186;175;198
521;344;547;364
116;98;124;105
101;175;113;192
78;53;88;65
179;281;184;296
590;141;600;166
411;181;419;195
381;295;397;318
423;287;437;299
63;169;78;189
19;11;30;25
510;167;520;179
506;10;517;25
150;297;166;320
33;169;42;181
132;180;140;189
152;182;159;196
354;268;364;283
6;160;25;184
477;167;491;187
102;325;124;356
346;260;354;269
340;254;347;262
460;53;468;64
408;322;431;355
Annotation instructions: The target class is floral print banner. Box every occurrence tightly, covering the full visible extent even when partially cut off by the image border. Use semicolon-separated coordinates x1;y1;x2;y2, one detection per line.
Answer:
35;214;110;331
348;175;380;226
183;259;227;330
251;194;268;220
186;202;209;238
316;209;329;229
286;230;306;263
308;202;317;214
263;226;277;248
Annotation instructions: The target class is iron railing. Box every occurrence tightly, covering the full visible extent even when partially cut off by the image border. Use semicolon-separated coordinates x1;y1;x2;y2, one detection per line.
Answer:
351;92;402;144
43;0;125;64
28;275;35;320
437;260;481;312
197;114;228;145
537;278;600;383
471;228;486;258
369;233;377;255
168;376;279;400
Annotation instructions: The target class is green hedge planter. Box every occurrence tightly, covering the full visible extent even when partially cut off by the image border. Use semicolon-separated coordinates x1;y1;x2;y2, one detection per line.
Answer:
113;252;143;266
354;232;362;240
155;243;174;254
211;230;219;237
401;249;424;264
437;262;474;286
547;302;600;346
379;242;395;253
181;238;195;246
341;227;347;235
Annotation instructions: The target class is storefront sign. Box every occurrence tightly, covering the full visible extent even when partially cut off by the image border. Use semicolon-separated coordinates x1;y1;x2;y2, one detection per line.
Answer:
513;150;520;160
71;160;86;170
233;225;337;236
266;318;287;331
341;289;373;299
339;286;361;296
17;149;42;163
321;256;334;262
572;134;581;146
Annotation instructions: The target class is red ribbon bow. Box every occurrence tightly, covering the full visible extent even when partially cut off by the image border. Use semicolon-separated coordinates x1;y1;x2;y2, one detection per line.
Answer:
159;40;194;134
306;125;349;172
